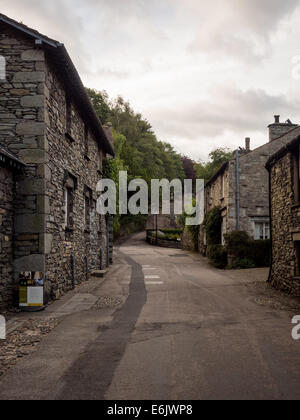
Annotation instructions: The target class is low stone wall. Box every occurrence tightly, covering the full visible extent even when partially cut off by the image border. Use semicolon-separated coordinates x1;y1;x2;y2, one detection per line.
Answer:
146;232;181;249
181;228;197;251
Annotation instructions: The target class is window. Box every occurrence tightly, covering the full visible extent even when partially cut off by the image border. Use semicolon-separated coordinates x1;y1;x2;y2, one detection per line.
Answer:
253;220;270;240
84;124;89;158
66;94;72;135
293;145;300;203
84;187;92;231
221;175;225;199
64;188;73;228
221;217;227;245
63;172;77;230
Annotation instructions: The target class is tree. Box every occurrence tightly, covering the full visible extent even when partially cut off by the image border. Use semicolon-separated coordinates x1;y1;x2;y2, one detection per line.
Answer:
194;148;234;182
86;88;185;236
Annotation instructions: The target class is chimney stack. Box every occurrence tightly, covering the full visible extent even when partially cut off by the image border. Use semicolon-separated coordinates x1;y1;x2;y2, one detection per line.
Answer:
268;115;298;142
103;122;113;147
245;137;250;152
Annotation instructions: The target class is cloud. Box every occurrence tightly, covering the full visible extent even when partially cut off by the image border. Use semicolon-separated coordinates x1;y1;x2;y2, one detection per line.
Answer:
187;0;299;61
1;0;300;161
148;85;300;156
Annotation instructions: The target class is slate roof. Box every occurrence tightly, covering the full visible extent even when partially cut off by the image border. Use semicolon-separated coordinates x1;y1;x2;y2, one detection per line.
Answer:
0;13;115;157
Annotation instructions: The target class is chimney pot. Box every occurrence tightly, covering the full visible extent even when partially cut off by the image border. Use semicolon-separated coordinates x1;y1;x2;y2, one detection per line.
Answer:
245;137;250;152
274;115;280;124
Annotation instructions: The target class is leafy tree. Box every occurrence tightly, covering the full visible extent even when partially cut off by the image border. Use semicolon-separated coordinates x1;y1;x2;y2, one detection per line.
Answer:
87;88;185;237
194;148;234;182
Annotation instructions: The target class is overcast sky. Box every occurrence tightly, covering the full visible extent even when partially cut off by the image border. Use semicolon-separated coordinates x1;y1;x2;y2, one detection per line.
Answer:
2;0;300;161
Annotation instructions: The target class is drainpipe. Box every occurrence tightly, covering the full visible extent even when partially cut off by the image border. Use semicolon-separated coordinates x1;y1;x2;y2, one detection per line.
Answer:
235;150;240;230
266;164;273;284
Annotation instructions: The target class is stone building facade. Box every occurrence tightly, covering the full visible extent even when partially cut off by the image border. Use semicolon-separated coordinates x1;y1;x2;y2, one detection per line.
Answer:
0;14;114;306
0;146;25;308
266;131;300;295
199;117;299;253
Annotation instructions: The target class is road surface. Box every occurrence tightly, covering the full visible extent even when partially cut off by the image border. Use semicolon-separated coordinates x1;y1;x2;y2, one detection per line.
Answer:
0;232;299;400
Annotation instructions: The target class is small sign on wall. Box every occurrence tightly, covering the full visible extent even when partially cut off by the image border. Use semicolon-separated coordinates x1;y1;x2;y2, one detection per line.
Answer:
19;272;44;308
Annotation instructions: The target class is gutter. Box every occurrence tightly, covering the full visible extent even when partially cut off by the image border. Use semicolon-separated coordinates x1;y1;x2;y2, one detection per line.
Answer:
266;164;273;284
235;150;240;230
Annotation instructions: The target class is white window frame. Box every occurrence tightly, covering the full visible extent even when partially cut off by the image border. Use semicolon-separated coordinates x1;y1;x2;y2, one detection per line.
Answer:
252;218;270;241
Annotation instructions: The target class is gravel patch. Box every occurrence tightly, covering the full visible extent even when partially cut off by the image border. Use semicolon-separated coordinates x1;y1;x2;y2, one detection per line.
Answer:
0;318;59;378
247;281;300;313
92;296;122;310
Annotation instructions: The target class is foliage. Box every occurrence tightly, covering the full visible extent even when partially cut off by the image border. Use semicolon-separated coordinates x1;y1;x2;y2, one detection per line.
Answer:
248;240;271;267
203;206;222;245
225;231;271;269
224;230;250;259
87;88;185;237
228;258;256;269
207;245;228;269
87;89;185;184
181;156;196;181
160;229;183;236
194;148;234;182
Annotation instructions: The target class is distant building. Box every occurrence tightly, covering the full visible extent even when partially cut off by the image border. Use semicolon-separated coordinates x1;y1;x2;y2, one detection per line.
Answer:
266;130;300;295
200;117;299;253
0;14;114;308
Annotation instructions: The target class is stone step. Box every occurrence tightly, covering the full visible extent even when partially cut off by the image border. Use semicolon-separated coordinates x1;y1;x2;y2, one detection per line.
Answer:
91;269;108;278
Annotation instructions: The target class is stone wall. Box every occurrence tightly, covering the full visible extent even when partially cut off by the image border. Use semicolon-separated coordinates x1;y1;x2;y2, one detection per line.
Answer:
269;152;300;295
0;167;14;308
0;26;46;283
44;55;108;299
181;227;197;251
0;25;110;304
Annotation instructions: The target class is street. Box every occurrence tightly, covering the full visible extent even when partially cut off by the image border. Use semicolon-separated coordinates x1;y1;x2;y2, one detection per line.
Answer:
0;232;299;400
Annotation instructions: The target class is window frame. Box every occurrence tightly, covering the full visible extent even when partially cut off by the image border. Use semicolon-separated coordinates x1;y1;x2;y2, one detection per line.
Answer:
253;219;270;241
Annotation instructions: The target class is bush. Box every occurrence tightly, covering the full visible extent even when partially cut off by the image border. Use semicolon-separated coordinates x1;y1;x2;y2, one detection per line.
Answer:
225;230;250;259
248;239;271;267
225;231;271;268
229;258;256;269
207;245;228;269
160;229;183;236
203;207;222;245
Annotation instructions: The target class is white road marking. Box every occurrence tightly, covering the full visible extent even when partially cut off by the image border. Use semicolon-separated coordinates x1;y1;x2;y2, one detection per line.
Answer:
145;281;164;285
121;281;164;285
145;275;160;279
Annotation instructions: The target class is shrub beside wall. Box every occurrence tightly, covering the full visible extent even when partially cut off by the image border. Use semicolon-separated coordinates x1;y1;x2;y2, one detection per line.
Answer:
225;230;271;269
207;245;228;269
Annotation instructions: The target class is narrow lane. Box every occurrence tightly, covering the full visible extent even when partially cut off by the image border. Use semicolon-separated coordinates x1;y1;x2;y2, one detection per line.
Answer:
0;232;299;400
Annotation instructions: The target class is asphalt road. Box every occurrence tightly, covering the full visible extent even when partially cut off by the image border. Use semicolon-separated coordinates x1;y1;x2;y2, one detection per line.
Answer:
0;232;299;400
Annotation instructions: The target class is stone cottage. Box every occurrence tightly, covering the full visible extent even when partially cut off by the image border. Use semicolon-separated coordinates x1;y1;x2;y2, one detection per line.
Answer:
266;130;300;295
0;14;114;307
200;117;299;253
0;146;25;307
